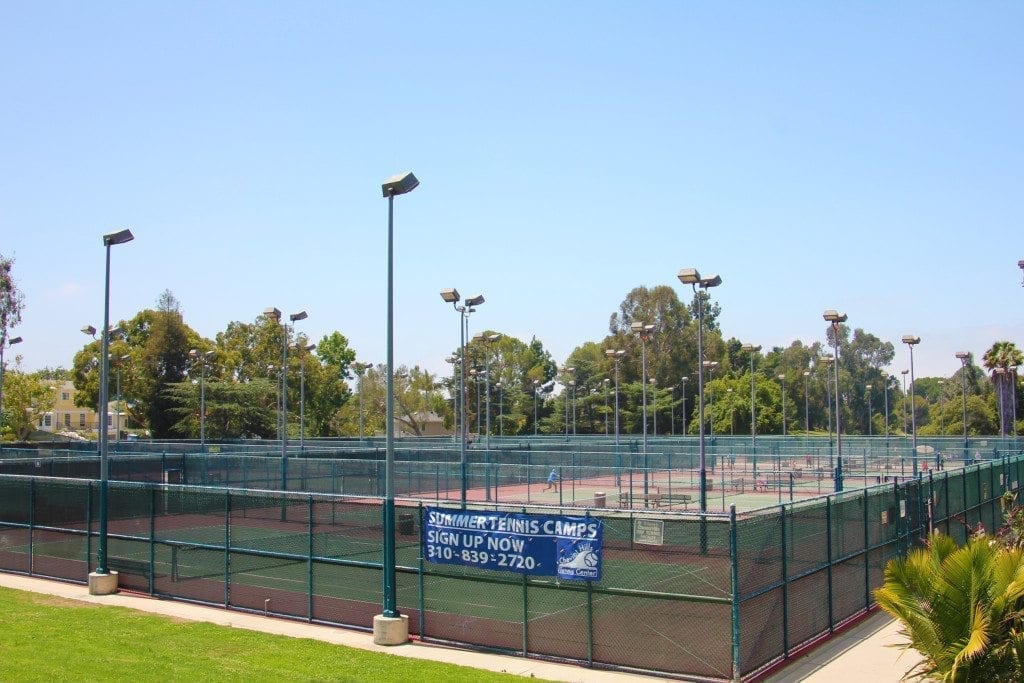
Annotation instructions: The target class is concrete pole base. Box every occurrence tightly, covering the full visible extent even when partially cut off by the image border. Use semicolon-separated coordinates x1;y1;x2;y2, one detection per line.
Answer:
372;614;409;645
87;570;119;595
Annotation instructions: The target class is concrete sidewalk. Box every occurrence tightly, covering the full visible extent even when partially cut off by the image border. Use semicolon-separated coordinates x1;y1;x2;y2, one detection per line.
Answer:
0;572;920;681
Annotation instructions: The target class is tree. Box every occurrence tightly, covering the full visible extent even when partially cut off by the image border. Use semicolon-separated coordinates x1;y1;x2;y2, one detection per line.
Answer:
875;530;1024;681
0;254;25;350
0;359;55;440
983;342;1023;436
165;378;277;439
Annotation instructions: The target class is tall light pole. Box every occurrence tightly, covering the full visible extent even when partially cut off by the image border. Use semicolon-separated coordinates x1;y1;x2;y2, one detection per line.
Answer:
679;268;721;549
570;378;577;437
883;375;892;450
649;377;657;436
89;227;133;595
994;367;1007;437
778;374;787;436
606;348;626;487
440;288;483;507
902;335;921;475
354;362;372;441
704;361;719;436
803;370;810;434
496;382;503;437
474;332;502;448
680;376;689;435
865;384;873;436
375;171;418;644
822;355;834;468
295;342;316;450
741;344;760;450
727;387;734;435
189;350;214;447
265;308;307;492
598;376;606;436
532;379;540;435
901;370;909;436
824;310;847;492
631;322;655;496
667;385;675;436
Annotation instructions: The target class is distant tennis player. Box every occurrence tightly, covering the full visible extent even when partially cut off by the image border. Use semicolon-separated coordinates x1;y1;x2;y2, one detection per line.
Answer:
545;468;559;491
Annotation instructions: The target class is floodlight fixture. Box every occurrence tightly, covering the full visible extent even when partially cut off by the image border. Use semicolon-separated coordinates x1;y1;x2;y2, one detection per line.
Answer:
102;228;134;246
465;294;485;307
289;311;308;323
8;336;22;346
955;351;969;361
902;335;921;345
741;343;760;353
81;325;97;337
440;288;460;303
264;307;282;322
699;274;722;288
677;268;700;285
381;171;419;197
823;310;848;323
778;374;786;381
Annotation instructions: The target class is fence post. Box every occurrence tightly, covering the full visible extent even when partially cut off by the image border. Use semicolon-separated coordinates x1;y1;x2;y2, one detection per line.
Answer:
825;495;834;633
586;508;594;667
418;502;426;640
149;486;156;595
307;495;314;623
522;505;530;657
780;504;789;659
28;478;35;575
86;480;93;573
863;488;870;610
730;504;741;682
224;488;230;608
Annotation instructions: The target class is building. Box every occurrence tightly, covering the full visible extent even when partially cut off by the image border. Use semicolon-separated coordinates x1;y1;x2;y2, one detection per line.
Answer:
38;381;129;438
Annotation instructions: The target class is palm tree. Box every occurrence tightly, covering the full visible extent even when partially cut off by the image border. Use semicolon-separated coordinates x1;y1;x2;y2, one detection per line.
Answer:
875;530;1024;681
983;342;1023;436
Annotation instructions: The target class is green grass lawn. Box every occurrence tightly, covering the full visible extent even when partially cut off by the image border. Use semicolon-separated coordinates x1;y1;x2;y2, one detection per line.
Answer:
0;587;540;682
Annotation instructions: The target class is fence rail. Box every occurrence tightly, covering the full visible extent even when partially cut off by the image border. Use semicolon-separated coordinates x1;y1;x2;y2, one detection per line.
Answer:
0;449;1020;681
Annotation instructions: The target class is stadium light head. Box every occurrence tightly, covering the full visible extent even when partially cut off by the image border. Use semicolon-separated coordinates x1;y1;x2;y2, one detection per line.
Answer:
381;171;419;197
677;268;701;285
102;228;134;246
902;335;921;345
8;336;22;346
440;288;460;303
823;310;847;323
699;274;722;288
741;343;760;353
289;311;308;322
263;307;282;322
955;351;969;361
465;294;485;307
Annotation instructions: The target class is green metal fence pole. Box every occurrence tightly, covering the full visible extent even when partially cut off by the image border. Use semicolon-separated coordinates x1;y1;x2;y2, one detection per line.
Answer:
586;509;594;667
86;481;93;572
308;495;314;623
826;495;834;633
780;504;789;659
729;504;740;681
418;503;426;640
522;506;529;657
863;488;870;610
224;489;231;608
28;479;34;575
961;465;968;540
149;487;156;595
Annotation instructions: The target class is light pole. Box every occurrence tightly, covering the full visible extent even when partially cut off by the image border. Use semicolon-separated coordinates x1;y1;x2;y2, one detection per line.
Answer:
778;374;787;436
994;367;1007;437
267;364;280;439
937;380;946;436
681;376;688;435
865;384;873;436
679;269;721;550
901;370;909;436
902;335;921;475
603;378;610;435
741;344;760;450
295;342;316;450
570;378;577;437
824;310;847;492
631;322;655;496
883;375;892;452
354;362;372;441
727;387;734;435
822;355;834;469
532;379;540;435
667;385;675;436
704;361;719;437
189;349;214;448
111;354;131;443
561;366;575;441
440;288;484;507
803;370;810;434
265;308;307;493
649;377;657;436
89;227;133;594
496;382;503;437
376;170;418;644
606;348;626;486
473;332;502;448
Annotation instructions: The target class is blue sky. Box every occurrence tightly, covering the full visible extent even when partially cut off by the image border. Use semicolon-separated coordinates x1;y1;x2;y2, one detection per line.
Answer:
2;2;1021;381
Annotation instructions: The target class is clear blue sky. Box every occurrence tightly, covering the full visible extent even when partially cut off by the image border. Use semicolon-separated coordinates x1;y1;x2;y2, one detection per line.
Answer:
2;2;1021;381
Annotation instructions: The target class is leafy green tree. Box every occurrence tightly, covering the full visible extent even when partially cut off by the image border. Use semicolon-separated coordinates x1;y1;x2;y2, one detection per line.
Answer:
0;359;55;440
165;379;277;439
875;530;1024;682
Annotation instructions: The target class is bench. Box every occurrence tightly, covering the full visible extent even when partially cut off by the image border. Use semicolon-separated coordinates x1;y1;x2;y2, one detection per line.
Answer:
108;555;150;577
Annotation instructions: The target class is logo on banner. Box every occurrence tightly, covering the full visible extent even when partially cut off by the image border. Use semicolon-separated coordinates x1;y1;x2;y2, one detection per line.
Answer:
557;539;600;580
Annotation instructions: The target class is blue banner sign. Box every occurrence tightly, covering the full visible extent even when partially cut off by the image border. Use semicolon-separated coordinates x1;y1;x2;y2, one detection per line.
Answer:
423;507;603;581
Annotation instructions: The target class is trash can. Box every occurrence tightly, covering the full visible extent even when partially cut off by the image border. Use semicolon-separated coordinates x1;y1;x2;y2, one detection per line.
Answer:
398;513;415;535
594;492;606;508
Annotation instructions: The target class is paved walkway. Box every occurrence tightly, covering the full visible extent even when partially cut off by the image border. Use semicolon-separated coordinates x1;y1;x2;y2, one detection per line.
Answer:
0;572;921;681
